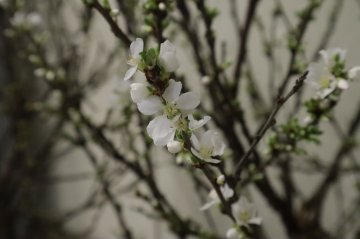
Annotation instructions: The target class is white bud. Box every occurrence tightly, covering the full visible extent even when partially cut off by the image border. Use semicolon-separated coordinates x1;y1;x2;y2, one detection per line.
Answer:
45;71;55;81
167;140;182;154
158;2;166;11
201;75;211;85
111;8;120;17
216;174;225;185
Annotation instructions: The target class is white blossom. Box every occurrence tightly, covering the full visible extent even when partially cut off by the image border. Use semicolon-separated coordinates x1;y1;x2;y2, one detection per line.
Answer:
200;184;233;211
137;79;200;117
349;66;360;81
307;48;351;99
232;197;262;228
159;40;180;72
191;130;225;163
124;38;144;81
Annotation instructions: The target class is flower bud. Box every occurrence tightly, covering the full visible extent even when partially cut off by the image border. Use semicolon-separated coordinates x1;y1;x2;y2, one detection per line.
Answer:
167;140;182;154
216;174;225;185
158;2;166;11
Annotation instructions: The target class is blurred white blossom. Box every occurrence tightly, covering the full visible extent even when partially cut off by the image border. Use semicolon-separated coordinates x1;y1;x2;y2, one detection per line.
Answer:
124;38;144;81
200;184;233;210
191;130;225;163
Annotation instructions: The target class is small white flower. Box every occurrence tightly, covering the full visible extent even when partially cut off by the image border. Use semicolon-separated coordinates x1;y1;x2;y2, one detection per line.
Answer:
201;75;211;85
124;38;144;81
232;197;262;228
137;79;200;117
130;82;150;103
190;130;225;163
306;48;351;99
158;2;166;11
216;174;225;185
167;140;183;154
200;184;233;211
159;40;180;72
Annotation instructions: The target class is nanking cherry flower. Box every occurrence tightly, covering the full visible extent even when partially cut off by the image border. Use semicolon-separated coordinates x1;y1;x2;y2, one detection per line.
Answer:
226;197;262;239
191;130;225;163
159;40;180;72
137;79;200;117
124;38;144;81
232;197;262;228
200;184;234;211
307;48;360;99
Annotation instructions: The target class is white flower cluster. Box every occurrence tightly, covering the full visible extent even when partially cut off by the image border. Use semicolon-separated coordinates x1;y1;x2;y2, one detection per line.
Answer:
123;38;225;162
307;48;360;99
10;12;43;28
200;182;262;238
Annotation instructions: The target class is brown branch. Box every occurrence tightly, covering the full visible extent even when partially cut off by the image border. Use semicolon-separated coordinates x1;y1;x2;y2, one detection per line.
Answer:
235;71;309;175
232;0;261;97
86;0;131;46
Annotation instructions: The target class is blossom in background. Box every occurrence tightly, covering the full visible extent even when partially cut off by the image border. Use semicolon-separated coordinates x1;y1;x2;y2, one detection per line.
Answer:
159;40;180;72
226;197;262;238
10;12;42;28
124;38;144;81
232;197;262;227
191;130;225;163
307;48;360;99
200;184;233;210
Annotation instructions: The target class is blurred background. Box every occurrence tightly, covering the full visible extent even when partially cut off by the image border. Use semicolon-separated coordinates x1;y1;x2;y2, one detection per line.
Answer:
1;0;360;239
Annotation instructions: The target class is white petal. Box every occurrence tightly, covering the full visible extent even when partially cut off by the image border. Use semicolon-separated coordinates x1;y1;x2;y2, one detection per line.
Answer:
222;184;234;199
137;96;162;115
130;83;149;103
212;133;225;156
349;66;360;81
147;115;171;138
188;115;211;130
123;66;137;81
154;129;175;146
160;52;180;72
130;38;143;59
159;40;179;72
176;92;200;110
226;228;238;239
337;79;349;90
203;157;221;164
201;130;215;149
200;200;217;211
162;79;182;103
190;134;200;150
191;147;204;160
319;50;330;66
249;217;262;225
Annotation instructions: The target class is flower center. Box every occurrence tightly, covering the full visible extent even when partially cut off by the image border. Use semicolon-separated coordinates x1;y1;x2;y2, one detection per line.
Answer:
199;147;213;159
239;211;250;223
127;58;139;67
319;75;331;88
164;103;180;119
